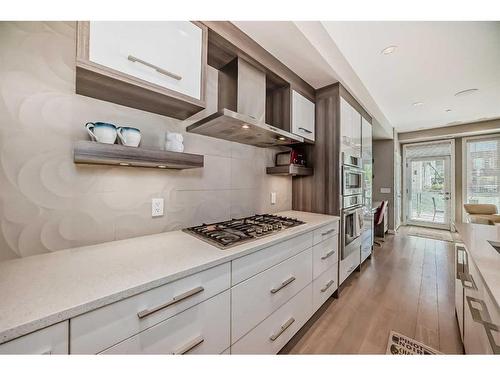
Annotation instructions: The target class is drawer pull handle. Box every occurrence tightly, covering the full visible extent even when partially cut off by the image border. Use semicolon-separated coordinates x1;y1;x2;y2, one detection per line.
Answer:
137;286;204;319
459;272;477;291
321;228;335;236
466;296;500;354
269;317;295;341
127;55;182;81
172;336;204;355
321;279;335;293
321;250;336;260
298;127;312;134
270;276;296;294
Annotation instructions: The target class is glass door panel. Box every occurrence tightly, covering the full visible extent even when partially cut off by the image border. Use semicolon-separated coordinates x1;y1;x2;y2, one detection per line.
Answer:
406;156;451;229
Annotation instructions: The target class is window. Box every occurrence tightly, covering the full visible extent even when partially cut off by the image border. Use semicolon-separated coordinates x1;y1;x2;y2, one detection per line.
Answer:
464;135;500;209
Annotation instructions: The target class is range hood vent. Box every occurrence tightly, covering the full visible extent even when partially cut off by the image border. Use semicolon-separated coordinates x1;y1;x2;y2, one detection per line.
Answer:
187;58;303;147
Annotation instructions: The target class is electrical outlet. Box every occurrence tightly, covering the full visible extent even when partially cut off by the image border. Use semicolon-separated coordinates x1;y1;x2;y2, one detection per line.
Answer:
270;192;277;205
151;198;164;217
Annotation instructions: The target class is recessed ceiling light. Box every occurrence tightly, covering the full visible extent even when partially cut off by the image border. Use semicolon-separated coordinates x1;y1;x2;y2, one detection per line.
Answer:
278;136;286;141
241;124;250;129
454;88;478;97
119;162;130;166
412;102;424;107
381;45;397;55
157;165;167;169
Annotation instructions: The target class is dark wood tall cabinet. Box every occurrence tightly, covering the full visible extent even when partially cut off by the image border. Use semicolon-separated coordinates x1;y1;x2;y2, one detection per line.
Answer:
292;82;372;215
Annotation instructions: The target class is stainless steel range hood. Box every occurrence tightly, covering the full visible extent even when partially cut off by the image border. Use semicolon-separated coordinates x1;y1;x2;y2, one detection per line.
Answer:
187;58;303;147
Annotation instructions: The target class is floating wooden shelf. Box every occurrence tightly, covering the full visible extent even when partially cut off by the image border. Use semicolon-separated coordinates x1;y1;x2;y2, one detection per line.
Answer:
74;141;204;169
266;165;313;177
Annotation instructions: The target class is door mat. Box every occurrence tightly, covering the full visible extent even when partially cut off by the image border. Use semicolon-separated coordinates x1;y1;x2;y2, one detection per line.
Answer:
407;226;454;243
386;331;442;355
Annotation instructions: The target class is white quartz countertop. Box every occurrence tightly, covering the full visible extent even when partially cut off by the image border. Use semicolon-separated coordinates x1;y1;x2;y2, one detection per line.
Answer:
455;223;500;308
0;210;339;344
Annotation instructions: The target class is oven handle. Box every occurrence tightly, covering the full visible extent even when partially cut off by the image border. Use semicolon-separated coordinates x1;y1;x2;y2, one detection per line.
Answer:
342;206;363;216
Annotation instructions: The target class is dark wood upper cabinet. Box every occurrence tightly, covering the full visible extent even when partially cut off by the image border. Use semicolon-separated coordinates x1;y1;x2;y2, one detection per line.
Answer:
76;21;208;120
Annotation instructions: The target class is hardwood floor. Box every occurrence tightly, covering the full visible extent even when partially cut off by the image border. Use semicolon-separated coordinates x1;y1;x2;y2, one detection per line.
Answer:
281;226;464;354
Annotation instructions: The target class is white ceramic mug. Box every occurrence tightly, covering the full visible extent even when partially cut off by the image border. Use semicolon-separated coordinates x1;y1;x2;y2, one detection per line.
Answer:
85;122;117;144
117;127;141;147
165;132;184;152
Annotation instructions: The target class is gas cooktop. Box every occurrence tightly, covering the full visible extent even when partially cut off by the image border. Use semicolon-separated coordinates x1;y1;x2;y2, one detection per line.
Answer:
183;214;305;249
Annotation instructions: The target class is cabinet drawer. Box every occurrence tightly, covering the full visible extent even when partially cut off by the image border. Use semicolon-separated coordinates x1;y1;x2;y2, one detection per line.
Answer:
232;232;312;285
312;235;338;279
292;90;315;141
313;222;338;245
231;283;312;354
463;256;499;354
0;322;68;355
89;21;203;100
101;291;230;355
231;248;312;343
71;263;230;354
312;265;338;312
339;249;360;285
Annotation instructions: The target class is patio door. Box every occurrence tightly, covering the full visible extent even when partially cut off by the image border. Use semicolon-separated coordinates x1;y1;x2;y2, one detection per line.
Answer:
405;156;452;229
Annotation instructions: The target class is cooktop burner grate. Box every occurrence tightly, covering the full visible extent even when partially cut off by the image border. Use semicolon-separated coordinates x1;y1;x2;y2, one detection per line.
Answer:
183;214;305;249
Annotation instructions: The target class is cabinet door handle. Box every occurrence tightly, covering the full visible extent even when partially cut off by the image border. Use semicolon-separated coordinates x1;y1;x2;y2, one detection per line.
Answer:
172;336;204;355
321;250;336;260
459;272;477;291
466;296;500;354
321;228;335;236
269;317;295;341
298;127;312;134
455;245;466;280
270;276;296;294
321;279;335;293
137;286;204;319
127;55;182;81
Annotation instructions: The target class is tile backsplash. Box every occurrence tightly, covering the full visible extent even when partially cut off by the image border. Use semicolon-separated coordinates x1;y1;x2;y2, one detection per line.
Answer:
0;22;292;261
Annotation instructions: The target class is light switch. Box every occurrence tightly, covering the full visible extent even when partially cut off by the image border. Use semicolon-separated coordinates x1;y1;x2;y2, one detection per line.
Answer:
152;198;164;217
270;192;277;205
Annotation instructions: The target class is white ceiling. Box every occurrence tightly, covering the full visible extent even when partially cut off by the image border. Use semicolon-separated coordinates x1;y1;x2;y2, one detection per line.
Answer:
234;21;500;136
322;21;500;133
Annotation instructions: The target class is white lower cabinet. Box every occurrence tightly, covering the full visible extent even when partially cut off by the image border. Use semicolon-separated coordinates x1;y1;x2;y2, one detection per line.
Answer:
312;265;338;312
313;222;338;245
462;252;500;354
231;248;313;343
100;291;230;354
231;232;312;286
339;249;361;285
231;284;313;354
312;235;338;279
1;220;341;355
0;322;68;354
70;263;230;354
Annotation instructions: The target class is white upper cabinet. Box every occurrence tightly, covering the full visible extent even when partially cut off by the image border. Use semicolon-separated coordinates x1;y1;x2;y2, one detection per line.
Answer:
76;21;207;119
89;22;203;100
291;90;315;142
340;97;362;158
